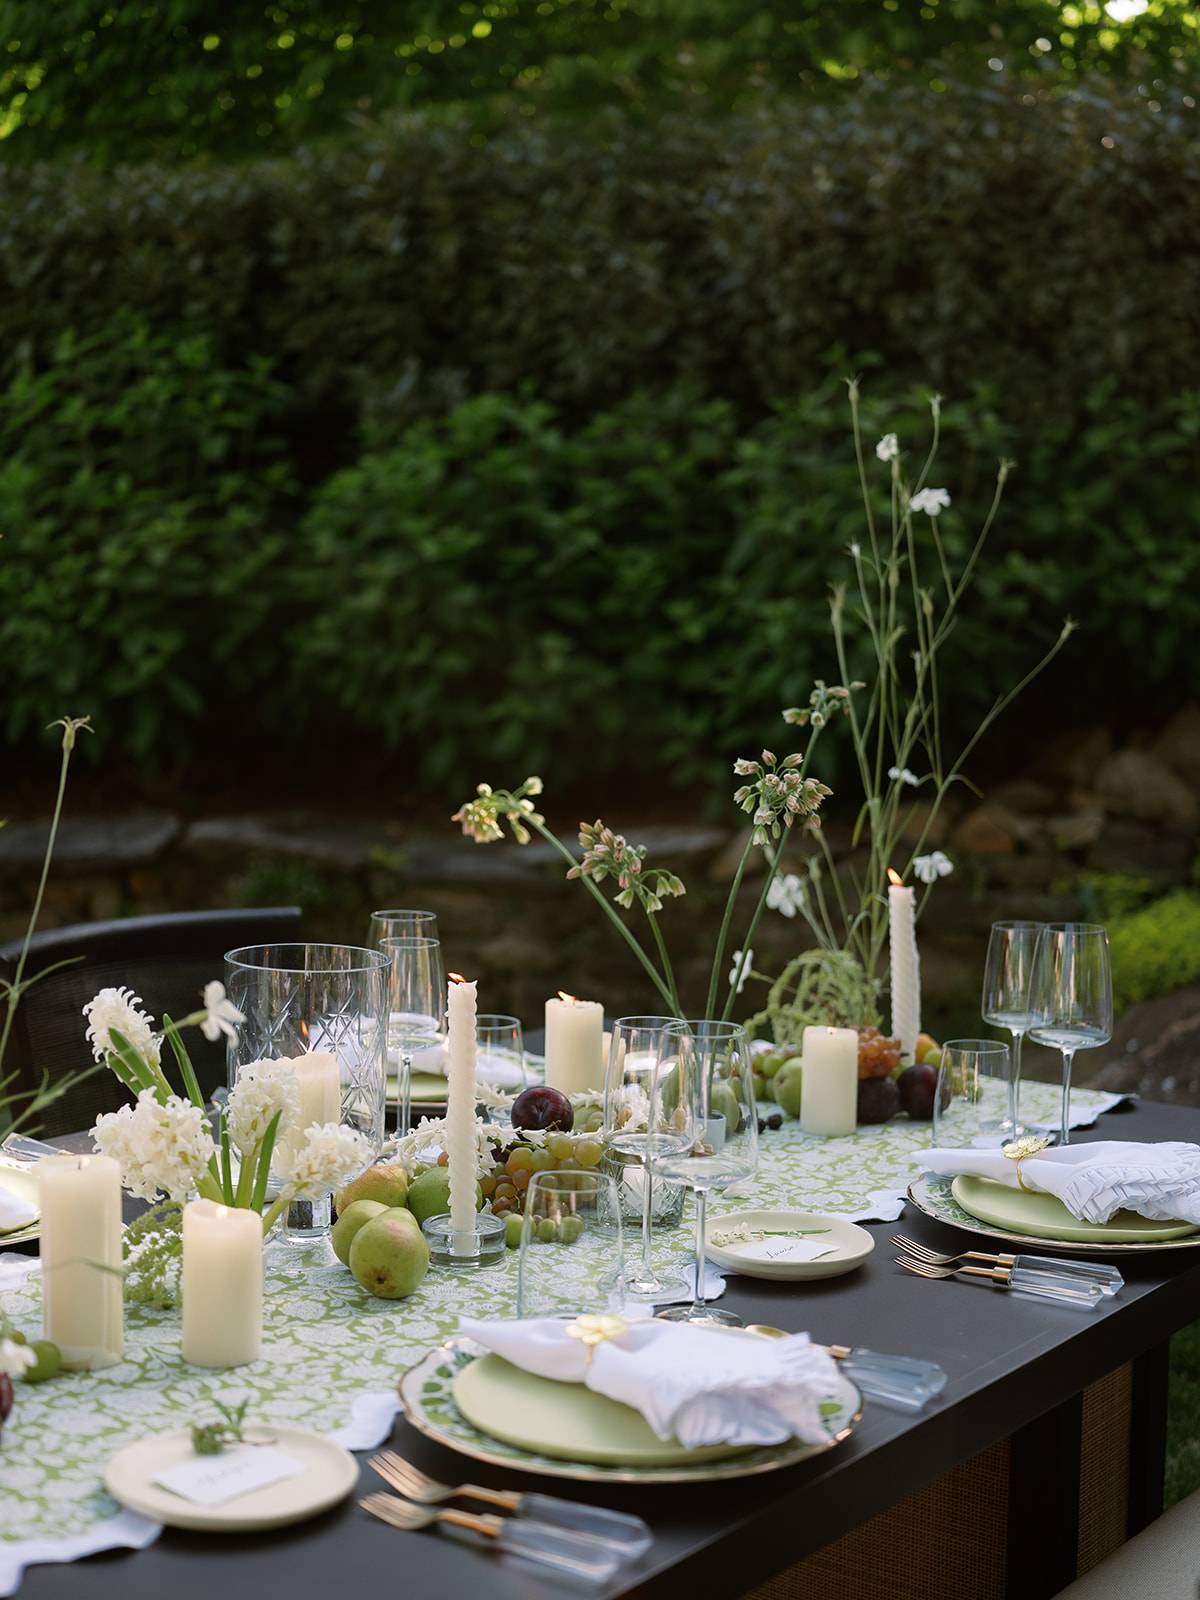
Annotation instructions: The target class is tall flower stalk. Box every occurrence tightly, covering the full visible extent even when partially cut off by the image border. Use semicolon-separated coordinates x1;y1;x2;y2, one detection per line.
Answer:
783;381;1077;1024
0;716;102;1133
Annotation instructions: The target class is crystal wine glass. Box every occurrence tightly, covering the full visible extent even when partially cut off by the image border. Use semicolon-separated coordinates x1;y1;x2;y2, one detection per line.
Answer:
602;1017;690;1301
981;920;1045;1138
380;935;445;1138
369;908;438;947
1027;923;1113;1147
649;1020;758;1327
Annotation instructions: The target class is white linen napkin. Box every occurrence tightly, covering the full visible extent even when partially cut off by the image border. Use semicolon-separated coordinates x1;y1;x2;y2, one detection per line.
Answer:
916;1140;1200;1226
458;1316;840;1448
0;1181;37;1233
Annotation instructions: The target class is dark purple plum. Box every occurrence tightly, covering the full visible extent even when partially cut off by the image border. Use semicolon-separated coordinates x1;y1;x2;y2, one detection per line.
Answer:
511;1086;575;1132
857;1076;900;1125
897;1062;949;1120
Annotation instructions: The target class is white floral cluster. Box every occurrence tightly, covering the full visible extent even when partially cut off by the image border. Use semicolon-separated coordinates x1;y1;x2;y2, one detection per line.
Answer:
226;1059;302;1155
93;1090;216;1201
84;987;161;1068
274;1122;372;1198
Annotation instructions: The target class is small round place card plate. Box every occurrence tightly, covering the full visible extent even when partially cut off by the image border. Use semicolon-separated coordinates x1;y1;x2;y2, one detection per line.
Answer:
104;1426;358;1532
704;1210;874;1281
0;1160;40;1246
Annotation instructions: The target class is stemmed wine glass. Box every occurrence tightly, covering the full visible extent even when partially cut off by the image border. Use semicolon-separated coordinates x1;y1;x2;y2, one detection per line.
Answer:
649;1020;758;1327
981;920;1045;1138
1027;924;1113;1147
368;909;438;947
602;1017;690;1301
380;935;444;1138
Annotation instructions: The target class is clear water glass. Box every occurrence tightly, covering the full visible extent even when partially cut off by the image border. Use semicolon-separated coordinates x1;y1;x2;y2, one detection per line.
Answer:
931;1039;1012;1148
516;1171;625;1319
380;935;444;1137
368;909;438;947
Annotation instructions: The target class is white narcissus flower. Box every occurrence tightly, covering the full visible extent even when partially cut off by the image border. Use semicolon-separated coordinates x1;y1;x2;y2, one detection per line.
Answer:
200;981;245;1043
766;873;806;919
0;1338;36;1377
227;1058;302;1156
275;1122;371;1198
910;487;951;516
875;433;899;462
93;1091;216;1201
728;949;753;994
83;987;161;1067
912;851;954;884
888;766;920;787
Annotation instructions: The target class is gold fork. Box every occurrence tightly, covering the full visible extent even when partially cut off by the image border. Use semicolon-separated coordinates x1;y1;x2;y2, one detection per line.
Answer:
369;1451;654;1549
371;1450;520;1511
359;1492;625;1581
891;1233;1015;1267
894;1255;1014;1287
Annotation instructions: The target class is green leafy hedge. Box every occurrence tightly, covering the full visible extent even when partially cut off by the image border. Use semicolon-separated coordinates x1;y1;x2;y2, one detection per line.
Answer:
0;81;1197;437
1110;891;1200;1012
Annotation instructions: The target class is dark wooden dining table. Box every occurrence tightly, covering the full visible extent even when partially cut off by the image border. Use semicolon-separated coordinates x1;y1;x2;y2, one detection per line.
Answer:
14;1096;1200;1600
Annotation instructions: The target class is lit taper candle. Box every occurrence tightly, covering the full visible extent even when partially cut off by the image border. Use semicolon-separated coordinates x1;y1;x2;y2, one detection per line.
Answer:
888;868;921;1066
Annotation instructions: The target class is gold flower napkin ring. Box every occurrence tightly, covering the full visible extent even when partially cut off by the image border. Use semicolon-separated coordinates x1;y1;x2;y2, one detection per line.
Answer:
1002;1135;1051;1193
565;1313;627;1369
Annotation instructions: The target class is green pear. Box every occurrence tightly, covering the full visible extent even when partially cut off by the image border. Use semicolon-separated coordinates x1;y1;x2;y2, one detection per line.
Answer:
349;1212;431;1298
331;1199;388;1265
709;1079;741;1135
773;1059;804;1118
407;1167;483;1227
334;1163;408;1218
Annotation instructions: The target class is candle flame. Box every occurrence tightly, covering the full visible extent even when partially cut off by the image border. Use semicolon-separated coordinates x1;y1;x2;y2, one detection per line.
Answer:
215;1204;228;1219
558;990;578;1003
449;972;467;983
887;868;904;886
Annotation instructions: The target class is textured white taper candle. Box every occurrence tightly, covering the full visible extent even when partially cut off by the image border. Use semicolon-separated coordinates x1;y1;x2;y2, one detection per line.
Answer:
445;975;479;1250
888;873;921;1065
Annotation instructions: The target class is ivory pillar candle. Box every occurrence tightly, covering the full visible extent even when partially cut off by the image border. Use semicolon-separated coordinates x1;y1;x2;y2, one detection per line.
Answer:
799;1026;859;1137
283;1049;340;1156
544;994;604;1094
888;872;921;1065
445;975;479;1248
181;1200;263;1368
39;1153;123;1371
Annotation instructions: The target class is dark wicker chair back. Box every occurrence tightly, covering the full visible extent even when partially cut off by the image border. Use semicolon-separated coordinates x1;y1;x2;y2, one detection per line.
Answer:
0;907;301;1137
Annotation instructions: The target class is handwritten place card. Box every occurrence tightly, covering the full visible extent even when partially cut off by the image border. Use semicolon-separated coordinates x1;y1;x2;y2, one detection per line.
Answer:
733;1238;837;1264
154;1445;308;1507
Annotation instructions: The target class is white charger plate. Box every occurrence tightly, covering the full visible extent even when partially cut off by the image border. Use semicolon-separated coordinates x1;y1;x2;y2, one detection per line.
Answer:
705;1209;874;1281
104;1425;358;1531
0;1161;40;1246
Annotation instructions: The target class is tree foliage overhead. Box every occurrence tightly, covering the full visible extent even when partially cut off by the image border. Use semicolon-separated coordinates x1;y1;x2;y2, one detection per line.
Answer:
1;0;1197;162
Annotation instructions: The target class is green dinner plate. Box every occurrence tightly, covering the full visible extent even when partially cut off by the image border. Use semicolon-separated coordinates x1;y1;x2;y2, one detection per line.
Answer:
388;1072;449;1104
454;1353;751;1466
951;1175;1200;1244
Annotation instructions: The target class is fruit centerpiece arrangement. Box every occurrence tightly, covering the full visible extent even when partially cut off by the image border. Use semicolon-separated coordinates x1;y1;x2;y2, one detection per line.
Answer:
754;1029;948;1128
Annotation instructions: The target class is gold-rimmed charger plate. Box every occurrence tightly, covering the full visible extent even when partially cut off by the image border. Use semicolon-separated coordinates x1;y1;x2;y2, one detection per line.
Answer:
0;1161;40;1246
399;1337;862;1484
908;1173;1200;1256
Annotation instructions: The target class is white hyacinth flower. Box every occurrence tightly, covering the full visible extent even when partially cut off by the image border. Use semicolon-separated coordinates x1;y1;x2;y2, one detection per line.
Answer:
83;986;162;1067
227;1058;302;1156
93;1091;216;1201
912;850;954;884
909;487;951;516
766;873;806;919
200;980;245;1043
275;1122;371;1198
